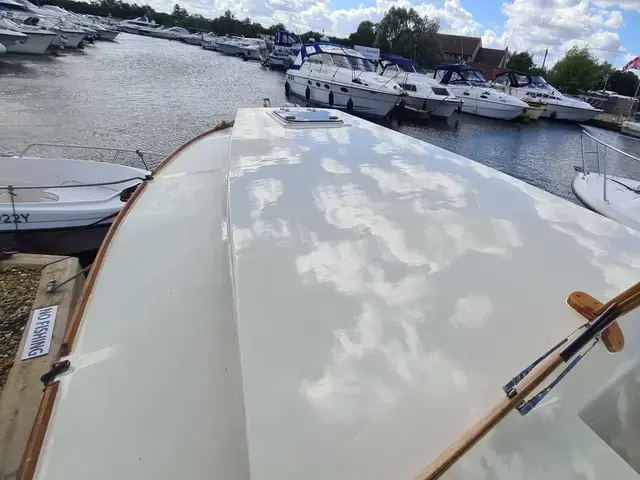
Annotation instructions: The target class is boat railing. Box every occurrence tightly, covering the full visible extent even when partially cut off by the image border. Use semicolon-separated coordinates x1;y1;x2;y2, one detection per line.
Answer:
14;143;166;170
580;128;640;203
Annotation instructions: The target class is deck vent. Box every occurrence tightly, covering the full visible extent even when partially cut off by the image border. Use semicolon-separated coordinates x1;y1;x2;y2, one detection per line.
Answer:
271;108;344;126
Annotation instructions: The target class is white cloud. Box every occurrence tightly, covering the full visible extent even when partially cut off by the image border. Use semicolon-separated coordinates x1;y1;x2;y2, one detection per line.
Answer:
163;0;631;67
488;0;628;66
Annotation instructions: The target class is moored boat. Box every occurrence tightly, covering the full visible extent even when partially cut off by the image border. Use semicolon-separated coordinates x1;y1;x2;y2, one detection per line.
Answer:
377;53;462;119
435;63;529;120
0;16;55;54
17;107;640;480
0;144;160;255
494;71;602;122
572;128;640;232
286;43;404;118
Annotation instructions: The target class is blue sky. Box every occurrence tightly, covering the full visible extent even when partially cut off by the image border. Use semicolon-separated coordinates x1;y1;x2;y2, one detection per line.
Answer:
171;0;639;67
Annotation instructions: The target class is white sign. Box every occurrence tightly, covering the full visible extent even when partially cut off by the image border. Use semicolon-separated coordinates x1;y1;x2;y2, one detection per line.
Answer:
353;45;380;62
22;306;58;360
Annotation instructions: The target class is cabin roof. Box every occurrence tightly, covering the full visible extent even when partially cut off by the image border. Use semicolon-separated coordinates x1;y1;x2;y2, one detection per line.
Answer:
33;108;640;480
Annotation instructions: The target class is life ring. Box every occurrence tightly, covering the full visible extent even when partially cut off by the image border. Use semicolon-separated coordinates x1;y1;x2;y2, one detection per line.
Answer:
347;98;354;114
328;91;334;106
284;81;290;95
305;86;310;100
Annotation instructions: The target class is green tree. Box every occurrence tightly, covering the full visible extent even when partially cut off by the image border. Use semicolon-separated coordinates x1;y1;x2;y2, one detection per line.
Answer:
348;20;376;46
375;7;441;68
171;3;188;22
506;51;534;73
547;46;600;94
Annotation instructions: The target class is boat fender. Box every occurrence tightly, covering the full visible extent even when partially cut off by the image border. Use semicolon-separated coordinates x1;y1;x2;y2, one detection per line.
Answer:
550;110;557;119
347;98;354;114
457;103;462;113
285;81;290;95
422;99;427;111
329;91;334;106
305;86;310;100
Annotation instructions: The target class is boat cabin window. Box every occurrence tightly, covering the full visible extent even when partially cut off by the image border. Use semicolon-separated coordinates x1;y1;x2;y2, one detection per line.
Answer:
448;72;470;85
515;74;529;86
531;76;554;91
307;53;334;65
347;56;375;72
329;54;354;69
494;75;509;85
434;70;446;82
459;69;490;87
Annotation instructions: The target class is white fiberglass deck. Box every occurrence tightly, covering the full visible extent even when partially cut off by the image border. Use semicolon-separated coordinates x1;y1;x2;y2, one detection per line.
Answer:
35;109;640;479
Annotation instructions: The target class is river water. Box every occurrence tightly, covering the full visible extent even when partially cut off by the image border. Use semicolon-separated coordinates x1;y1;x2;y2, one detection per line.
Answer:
2;33;640;205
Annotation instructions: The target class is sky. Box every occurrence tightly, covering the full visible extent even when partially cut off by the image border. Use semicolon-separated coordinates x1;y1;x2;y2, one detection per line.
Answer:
159;0;640;68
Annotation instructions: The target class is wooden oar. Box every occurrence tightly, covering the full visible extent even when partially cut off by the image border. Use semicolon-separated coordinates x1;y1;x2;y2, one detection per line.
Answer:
414;281;640;480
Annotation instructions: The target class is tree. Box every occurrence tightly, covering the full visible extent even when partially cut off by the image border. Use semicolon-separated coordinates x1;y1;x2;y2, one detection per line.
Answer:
348;20;376;46
375;7;442;68
171;3;188;22
506;51;534;73
547;46;600;94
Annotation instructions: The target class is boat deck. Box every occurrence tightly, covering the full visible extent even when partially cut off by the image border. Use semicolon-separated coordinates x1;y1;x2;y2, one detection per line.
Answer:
32;109;640;479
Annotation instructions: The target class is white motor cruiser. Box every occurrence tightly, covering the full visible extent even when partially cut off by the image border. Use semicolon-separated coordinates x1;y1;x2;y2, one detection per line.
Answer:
236;38;267;61
216;36;246;56
17;107;640;480
0;16;55;53
264;29;300;70
434;63;529;120
285;43;404;118
151;26;188;40
377;53;462;119
22;16;85;49
494;71;602;122
0;144;161;255
118;16;159;35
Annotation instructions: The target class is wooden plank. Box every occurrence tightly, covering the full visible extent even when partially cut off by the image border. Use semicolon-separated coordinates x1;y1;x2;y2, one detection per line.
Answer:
0;256;83;480
567;291;624;353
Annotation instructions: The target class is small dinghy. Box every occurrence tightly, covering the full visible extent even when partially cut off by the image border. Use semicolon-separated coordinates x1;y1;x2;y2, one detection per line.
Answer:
1;145;156;254
572;128;640;232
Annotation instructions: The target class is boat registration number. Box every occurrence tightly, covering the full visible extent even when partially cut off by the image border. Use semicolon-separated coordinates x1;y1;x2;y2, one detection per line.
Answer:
1;213;30;224
287;75;295;81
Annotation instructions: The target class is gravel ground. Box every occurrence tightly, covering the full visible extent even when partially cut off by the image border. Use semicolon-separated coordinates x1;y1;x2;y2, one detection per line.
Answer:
0;268;40;394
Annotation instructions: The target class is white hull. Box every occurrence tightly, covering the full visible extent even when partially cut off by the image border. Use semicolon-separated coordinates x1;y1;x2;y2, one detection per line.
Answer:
459;96;525;120
287;72;400;118
540;103;599;122
218;43;240;56
181;36;202;45
5;32;55;54
0;156;150;245
98;30;119;41
238;47;265;61
403;95;460;119
572;172;640;231
61;31;85;48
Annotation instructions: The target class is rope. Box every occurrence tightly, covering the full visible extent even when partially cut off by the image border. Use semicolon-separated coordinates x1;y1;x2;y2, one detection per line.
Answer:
2;176;150;191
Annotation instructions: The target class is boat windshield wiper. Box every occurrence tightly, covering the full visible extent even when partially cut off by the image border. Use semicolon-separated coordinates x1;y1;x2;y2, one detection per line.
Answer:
414;280;639;480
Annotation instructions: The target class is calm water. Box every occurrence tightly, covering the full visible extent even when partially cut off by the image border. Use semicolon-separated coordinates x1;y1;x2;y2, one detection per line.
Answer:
2;33;640;205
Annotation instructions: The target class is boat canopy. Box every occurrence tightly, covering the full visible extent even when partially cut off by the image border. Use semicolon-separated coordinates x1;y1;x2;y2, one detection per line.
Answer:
379;53;426;74
290;42;366;70
435;63;490;87
274;30;298;46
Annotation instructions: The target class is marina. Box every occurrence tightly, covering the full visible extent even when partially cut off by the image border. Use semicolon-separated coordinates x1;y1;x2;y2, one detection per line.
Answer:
3;18;640;480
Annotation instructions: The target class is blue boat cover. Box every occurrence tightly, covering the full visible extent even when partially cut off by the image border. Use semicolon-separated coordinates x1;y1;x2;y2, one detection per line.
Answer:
379;53;426;73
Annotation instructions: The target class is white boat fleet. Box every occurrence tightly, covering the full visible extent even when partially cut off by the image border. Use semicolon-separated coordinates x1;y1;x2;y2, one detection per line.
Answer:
10;106;640;480
0;0;119;53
